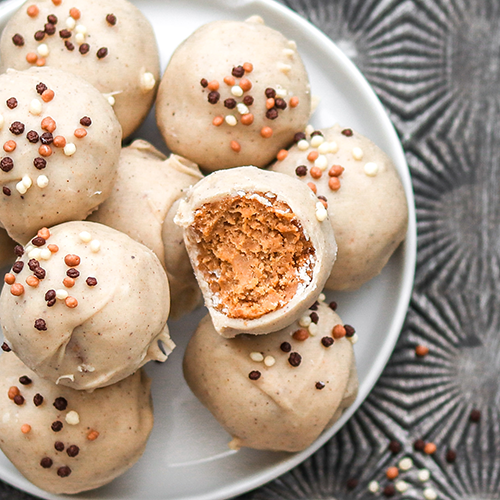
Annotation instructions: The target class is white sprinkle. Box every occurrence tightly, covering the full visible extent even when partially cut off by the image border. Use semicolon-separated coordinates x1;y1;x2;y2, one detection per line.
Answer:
352;147;364;161
0;115;4;129
250;352;264;362
395;480;408;493
29;99;42;115
16;181;27;195
36;175;49;188
225;115;237;126
298;315;311;327
283;48;295;57
64;143;76;156
37;43;49;57
90;240;101;253
418;469;431;482
24;245;34;254
314;155;328;170
39;248;52;260
275;87;287;98
349;333;359;344
236;103;249;115
79;231;92;243
107;95;115;106
305;124;315;136
28;248;41;260
318;142;330;154
364;162;379;176
399;457;413;471
65;410;80;425
22;175;32;188
288;40;297;50
316;207;328;222
310;135;325;148
75;24;87;35
328;141;339;154
277;62;292;73
75;32;85;44
423;488;437;500
140;72;156;92
318;293;326;302
368;481;379;493
308;323;318;336
56;289;68;300
231;86;243;97
297;139;309;151
65;17;76;29
264;355;276;367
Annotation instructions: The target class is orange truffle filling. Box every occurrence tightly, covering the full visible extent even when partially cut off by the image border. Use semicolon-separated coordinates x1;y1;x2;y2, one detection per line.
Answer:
191;192;315;320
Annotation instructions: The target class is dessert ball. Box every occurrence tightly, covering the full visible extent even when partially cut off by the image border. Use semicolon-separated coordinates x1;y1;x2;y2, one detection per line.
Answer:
0;221;173;391
0;350;153;494
175;167;336;337
0;67;121;244
0;228;16;269
184;298;358;452
0;0;160;138
89;140;203;318
156;17;311;172
271;124;408;290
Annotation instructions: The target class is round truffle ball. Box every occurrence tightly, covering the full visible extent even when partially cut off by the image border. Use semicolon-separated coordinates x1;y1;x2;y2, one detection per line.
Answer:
88;140;203;319
0;67;121;244
156;17;311;172
0;221;173;391
271;124;408;290
183;299;358;452
0;0;160;138
0;351;153;494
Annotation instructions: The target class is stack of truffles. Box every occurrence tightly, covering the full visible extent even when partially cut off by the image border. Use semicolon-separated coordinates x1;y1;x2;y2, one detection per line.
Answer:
0;0;409;495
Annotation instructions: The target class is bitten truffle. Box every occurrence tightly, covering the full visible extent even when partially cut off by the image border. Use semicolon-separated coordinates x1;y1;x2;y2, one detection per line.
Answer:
0;221;173;390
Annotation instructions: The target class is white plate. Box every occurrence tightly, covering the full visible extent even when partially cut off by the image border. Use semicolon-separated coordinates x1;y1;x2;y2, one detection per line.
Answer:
0;0;416;499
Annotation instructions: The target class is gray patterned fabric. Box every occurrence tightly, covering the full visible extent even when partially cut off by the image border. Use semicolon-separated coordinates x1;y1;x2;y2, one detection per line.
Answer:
0;0;492;499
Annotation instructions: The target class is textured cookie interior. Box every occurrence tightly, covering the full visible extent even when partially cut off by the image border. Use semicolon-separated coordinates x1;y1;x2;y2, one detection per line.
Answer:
190;192;315;320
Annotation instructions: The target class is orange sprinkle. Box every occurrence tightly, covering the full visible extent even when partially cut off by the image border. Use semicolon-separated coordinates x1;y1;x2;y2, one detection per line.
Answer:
26;276;40;288
41;89;55;103
307;151;319;162
63;277;75;288
230;140;241;153
8;386;19;400
65;296;78;308
10;283;24;296
21;424;31;434
27;5;39;17
292;329;309;341
4;273;15;285
328;165;344;177
69;7;81;19
38;145;52;157
52;0;62;4
74;128;87;139
332;324;346;339
415;345;429;357
243;62;253;73
212;116;224;127
239;78;252;91
328;177;341;191
64;254;81;267
310;166;322;179
319;198;328;209
240;113;254;126
37;227;50;240
223;76;235;86
424;442;437;455
26;52;37;64
3;140;16;153
260;127;273;138
207;80;219;91
266;98;275;109
48;244;59;253
87;430;99;441
386;467;399;480
41;117;56;132
53;136;66;148
307;182;317;194
36;57;46;67
289;96;299;108
277;149;288;161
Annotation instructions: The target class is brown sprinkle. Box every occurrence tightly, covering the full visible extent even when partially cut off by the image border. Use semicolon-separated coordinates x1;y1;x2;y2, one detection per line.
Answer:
14;394;25;406
6;98;17;109
280;342;291;353
248;370;261;380
321;336;334;347
389;440;401;453
40;457;53;468
106;13;117;26
53;397;67;411
65;41;75;52
33;393;43;406
55;441;64;451
80;116;92;127
315;381;325;390
470;409;481;422
288;352;302;367
97;47;108;59
383;484;396;497
79;43;90;55
446;449;457;463
232;66;245;78
51;421;63;432
12;262;24;273
341;128;353;137
34;318;47;331
57;466;71;477
295;165;307;176
66;445;79;457
1;343;11;352
292;329;309;341
3;187;11;196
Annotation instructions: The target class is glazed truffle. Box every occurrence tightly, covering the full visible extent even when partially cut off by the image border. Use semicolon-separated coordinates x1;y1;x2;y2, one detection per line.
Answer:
0;67;121;244
156;17;311;172
0;351;153;494
183;299;358;452
0;0;160;138
88;140;203;318
0;221;173;391
175;167;336;337
271;124;408;290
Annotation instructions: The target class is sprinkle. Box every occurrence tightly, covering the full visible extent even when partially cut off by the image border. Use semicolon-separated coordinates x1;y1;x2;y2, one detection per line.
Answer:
29;99;42;116
4;140;16;152
248;370;261;380
65;411;80;425
315;205;328;222
90;240;101;253
305;124;315;135
399;457;413;470
423;488;437;500
38;144;52;157
418;469;430;482
307;182;317;194
328;141;339;153
342;128;353;137
141;72;156;92
41;89;54;102
310;135;324;148
40;457;54;470
329;165;344;177
280;342;291;352
308;323;318;336
207;80;219;91
264;356;275;367
352;147;364;160
16;181;27;195
64;143;76;156
37;44;49;57
63;277;75;288
70;7;81;20
236;103;250;115
328;177;341;191
26;276;40;288
231;86;244;97
39;248;52;260
212;116;224;126
57;466;71;477
223;76;235;86
277;150;288;161
307;151;318;162
107;95;115;106
48;244;58;253
225;115;237;126
414;439;425;451
332;324;346;339
386;466;399;480
20;423;31;434
298;315;311;327
230;140;241;152
96;47;108;59
13;394;25;405
75;24;87;35
74;128;87;139
321;337;334;347
260;126;273;138
1;343;11;352
28;248;41;260
41;116;56;132
87;430;99;440
56;289;68;300
240;114;254;125
65;16;76;29
34;318;47;330
293;329;309;341
277;63;292;73
27;5;39;17
315;381;325;390
314;155;328;170
79;231;92;243
368;481;379;493
288;40;297;49
67;444;79;457
395;480;408;493
424;442;437;454
250;352;264;362
106;13;117;26
37;175;49;188
266;98;275;110
243;62;253;73
470;409;481;422
26;52;37;64
416;345;429;357
446;449;457;463
297;139;309;151
4;273;15;285
288;352;302;367
239;78;252;92
289;96;299;108
86;277;97;286
383;485;396;497
364;162;379;176
8;386;19;399
348;334;359;344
